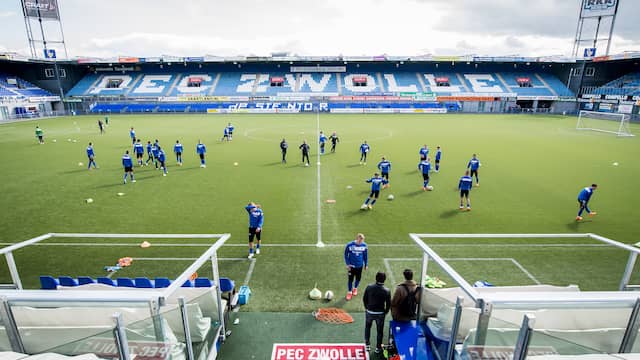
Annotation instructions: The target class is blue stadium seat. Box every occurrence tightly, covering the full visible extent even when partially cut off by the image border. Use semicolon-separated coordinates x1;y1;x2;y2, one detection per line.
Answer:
219;277;235;293
40;276;59;290
194;278;213;288
117;277;136;287
135;277;154;288
97;277;116;286
58;276;79;287
154;277;171;288
78;276;95;285
181;279;194;288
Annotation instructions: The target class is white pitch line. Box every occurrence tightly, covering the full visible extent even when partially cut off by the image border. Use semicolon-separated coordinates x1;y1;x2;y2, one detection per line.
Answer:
509;259;541;285
316;111;324;248
244;258;256;286
383;258;396;285
384;257;541;285
132;257;247;261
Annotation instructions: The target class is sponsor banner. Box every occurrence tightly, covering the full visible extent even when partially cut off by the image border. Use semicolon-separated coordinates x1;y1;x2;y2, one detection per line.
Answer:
161;55;183;63
159;96;179;102
185;57;204;62
283;92;338;97
227;96;250;101
618;104;633;114
581;0;617;18
28;96;60;102
290;66;346;73
177;96;229;102
432;56;464;62
437;96;497;101
592;55;611;62
145;57;161;63
605;94;626;100
599;103;613;111
23;0;59;19
465;345;557;360
330;108;447;114
119;57;140;63
76;58;96;64
70;338;171;360
206;109;218;113
271;95;310;101
516;96;558;101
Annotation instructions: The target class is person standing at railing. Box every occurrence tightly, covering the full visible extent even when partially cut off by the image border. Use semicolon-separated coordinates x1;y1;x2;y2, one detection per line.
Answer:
391;269;420;322
363;271;391;355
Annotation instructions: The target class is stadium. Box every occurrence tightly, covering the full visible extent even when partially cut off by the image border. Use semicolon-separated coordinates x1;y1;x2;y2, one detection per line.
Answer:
1;0;640;359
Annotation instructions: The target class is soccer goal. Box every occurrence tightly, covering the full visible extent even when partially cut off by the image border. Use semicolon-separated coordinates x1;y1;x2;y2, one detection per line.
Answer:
576;110;634;137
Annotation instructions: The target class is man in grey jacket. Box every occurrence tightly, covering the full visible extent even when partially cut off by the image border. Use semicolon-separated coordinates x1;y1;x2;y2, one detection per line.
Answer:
363;271;391;354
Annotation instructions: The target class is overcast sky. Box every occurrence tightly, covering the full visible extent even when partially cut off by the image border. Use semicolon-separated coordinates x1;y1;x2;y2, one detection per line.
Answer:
0;0;639;59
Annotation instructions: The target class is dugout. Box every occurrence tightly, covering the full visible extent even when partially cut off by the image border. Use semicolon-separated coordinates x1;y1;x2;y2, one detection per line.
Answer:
393;233;640;360
0;233;232;360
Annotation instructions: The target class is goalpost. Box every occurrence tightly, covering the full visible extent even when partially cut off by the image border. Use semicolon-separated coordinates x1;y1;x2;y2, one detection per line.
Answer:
576;110;634;137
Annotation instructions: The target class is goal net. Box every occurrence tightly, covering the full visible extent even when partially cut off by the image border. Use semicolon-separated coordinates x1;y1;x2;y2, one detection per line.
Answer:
576;110;634;137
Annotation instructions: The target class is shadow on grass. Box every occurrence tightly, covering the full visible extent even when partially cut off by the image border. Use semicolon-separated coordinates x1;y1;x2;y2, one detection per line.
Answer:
347;164;361;168
263;161;284;167
440;209;461;219
566;219;592;231
60;168;93;174
404;190;425;197
93;175;157;188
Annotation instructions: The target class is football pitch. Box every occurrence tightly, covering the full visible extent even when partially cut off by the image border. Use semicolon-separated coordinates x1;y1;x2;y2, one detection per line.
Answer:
0;113;639;313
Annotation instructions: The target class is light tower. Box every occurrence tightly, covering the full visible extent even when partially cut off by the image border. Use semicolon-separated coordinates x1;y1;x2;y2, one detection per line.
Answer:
572;0;620;58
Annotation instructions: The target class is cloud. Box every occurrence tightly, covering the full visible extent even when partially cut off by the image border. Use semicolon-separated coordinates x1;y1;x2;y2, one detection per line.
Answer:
0;11;15;18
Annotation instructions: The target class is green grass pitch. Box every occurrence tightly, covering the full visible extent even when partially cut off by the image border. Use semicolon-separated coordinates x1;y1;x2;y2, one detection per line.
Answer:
0;113;639;313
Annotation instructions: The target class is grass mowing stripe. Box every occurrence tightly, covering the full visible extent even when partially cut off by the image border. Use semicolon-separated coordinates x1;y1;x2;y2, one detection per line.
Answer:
316;111;324;248
0;242;614;247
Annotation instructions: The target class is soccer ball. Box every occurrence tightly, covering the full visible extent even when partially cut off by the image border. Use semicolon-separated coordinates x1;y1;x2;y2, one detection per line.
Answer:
324;290;334;301
233;162;238;166
305;163;309;167
387;194;394;200
360;204;368;210
427;185;434;191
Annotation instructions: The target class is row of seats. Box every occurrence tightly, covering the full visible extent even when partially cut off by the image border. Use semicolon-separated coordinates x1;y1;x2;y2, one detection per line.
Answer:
40;275;235;291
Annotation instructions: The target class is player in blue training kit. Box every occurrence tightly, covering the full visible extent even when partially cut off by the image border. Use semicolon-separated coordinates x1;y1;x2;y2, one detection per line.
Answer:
458;170;473;210
196;140;207;168
122;150;135;184
576;184;598;221
344;233;368;300
245;202;264;259
362;173;389;209
319;131;327;155
435;146;442;172
157;147;168;176
377;157;391;186
145;141;154;166
86;142;98;170
467;154;481;186
133;139;145;166
151;141;160;169
227;123;235;141
359;141;370;165
418;158;432;190
419;145;429;160
221;126;229;142
174;140;183;166
129;127;136;145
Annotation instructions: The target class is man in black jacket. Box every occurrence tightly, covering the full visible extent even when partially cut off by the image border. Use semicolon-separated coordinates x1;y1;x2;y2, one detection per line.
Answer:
363;271;391;354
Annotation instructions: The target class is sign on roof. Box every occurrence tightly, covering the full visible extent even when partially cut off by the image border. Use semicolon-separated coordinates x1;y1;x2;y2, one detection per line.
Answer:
22;0;60;20
580;0;618;18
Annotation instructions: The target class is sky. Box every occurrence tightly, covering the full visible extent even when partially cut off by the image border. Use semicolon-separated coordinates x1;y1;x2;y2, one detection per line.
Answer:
0;0;639;59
